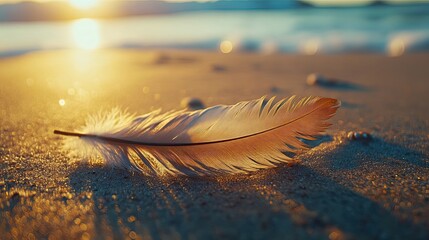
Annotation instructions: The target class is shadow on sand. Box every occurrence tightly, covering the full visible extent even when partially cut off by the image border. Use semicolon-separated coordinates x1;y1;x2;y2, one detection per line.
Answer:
309;78;369;92
317;137;428;170
68;137;428;239
69;166;313;239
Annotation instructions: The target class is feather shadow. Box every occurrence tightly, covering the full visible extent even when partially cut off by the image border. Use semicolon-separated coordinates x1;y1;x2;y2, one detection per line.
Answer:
68;166;314;239
67;161;429;239
312;137;428;170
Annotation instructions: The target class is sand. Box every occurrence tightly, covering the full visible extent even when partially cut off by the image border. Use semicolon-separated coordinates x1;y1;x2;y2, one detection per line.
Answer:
0;49;428;240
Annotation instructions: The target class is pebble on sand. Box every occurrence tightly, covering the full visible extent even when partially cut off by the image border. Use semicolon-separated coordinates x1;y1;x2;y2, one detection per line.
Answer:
181;97;205;110
270;86;281;93
212;64;227;72
347;131;372;142
154;54;171;64
306;73;338;87
307;73;366;91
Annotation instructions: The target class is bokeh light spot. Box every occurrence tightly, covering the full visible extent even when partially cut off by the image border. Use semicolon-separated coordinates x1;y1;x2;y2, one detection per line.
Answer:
303;39;320;55
388;38;405;57
59;99;66;106
220;40;233;54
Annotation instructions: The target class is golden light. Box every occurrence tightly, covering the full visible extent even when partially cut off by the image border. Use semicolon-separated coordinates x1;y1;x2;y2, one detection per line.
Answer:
69;0;99;10
71;19;101;50
59;99;66;106
220;40;233;54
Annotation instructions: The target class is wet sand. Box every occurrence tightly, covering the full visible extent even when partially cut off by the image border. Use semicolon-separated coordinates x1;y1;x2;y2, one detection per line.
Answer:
0;49;428;239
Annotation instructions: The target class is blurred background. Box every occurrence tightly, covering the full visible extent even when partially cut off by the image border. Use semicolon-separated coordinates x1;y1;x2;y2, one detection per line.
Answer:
1;0;429;57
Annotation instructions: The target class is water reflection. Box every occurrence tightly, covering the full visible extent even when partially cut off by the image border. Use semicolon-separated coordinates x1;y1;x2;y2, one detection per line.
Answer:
71;19;101;50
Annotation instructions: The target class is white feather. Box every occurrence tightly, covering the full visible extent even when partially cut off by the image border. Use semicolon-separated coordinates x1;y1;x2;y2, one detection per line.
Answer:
57;96;340;176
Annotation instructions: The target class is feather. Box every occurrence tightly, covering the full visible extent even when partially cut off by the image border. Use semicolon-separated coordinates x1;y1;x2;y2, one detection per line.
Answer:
54;96;340;176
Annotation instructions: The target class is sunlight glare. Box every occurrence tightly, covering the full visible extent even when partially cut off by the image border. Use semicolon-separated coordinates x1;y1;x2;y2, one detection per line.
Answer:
69;0;98;10
71;19;101;50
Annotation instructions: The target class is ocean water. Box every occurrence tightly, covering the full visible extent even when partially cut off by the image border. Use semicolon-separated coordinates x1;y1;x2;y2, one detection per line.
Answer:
0;4;429;56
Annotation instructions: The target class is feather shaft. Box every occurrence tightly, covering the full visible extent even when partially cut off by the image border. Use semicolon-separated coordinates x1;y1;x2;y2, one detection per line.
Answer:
56;96;340;176
54;98;336;146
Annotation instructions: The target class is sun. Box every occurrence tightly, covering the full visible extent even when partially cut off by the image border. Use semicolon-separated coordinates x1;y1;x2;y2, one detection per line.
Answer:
69;0;99;10
71;19;101;50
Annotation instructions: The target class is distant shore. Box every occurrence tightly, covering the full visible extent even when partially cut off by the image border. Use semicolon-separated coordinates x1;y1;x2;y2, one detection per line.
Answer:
2;5;429;58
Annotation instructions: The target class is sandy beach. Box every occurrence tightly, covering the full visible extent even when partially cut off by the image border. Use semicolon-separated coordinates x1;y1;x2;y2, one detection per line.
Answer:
0;49;428;239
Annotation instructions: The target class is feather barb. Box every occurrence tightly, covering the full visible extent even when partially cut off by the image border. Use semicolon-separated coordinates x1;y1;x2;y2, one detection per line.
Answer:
55;96;340;176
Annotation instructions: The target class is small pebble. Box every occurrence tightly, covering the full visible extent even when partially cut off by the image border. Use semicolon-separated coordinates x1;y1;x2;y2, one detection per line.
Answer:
154;54;170;64
306;73;325;86
347;131;372;142
181;97;205;110
306;73;338;86
270;86;281;93
212;64;227;72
